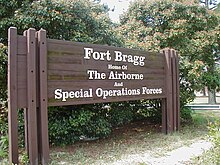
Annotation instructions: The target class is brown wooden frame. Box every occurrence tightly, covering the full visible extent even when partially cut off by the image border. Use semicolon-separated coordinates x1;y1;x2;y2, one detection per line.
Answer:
8;27;180;164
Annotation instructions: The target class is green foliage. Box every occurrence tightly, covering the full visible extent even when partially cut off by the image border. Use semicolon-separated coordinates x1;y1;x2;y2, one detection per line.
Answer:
10;0;122;46
0;44;7;103
108;102;135;126
118;0;220;107
0;0;123;103
0;0;32;19
207;120;220;163
1;101;164;148
0;135;8;159
85;116;111;138
0;0;162;149
47;101;163;146
108;100;162;126
180;107;192;123
0;105;8;160
48;106;111;145
0;106;8;139
0;108;26;149
0;0;33;43
137;100;162;123
0;0;203;150
215;3;220;13
19;151;29;165
0;0;123;146
17;111;25;148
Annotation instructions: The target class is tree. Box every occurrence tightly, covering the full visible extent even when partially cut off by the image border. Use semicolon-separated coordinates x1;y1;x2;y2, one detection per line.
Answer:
0;0;122;103
2;0;122;45
200;0;220;104
0;0;35;43
0;0;126;145
0;0;33;103
117;0;220;107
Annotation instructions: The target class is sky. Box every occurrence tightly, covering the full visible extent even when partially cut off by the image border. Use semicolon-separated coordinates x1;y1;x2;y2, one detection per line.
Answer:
99;0;134;23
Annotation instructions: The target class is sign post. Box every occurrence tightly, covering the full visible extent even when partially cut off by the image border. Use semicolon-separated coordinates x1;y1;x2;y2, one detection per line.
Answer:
8;27;19;164
8;27;180;164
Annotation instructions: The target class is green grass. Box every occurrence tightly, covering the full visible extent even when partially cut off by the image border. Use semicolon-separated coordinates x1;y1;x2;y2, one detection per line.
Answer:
192;110;220;124
190;110;220;164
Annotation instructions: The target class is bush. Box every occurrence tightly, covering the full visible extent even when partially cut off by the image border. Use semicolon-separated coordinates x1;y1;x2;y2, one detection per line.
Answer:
180;107;193;124
85;116;111;138
0;135;8;159
137;100;162;123
1;101;165;148
47;101;164;146
1;101;194;148
0;105;9;160
0;105;8;136
48;106;112;146
0;44;7;104
108;102;135;126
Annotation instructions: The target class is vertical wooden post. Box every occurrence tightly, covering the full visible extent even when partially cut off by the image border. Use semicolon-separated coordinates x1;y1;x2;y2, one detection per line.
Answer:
161;48;180;133
161;98;167;133
172;50;180;131
37;29;50;164
171;50;177;131
8;27;19;164
23;30;30;158
162;49;174;133
27;28;39;165
176;54;180;131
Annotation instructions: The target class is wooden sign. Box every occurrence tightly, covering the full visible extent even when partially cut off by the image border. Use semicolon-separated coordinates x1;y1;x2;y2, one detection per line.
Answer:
47;39;166;106
8;27;180;165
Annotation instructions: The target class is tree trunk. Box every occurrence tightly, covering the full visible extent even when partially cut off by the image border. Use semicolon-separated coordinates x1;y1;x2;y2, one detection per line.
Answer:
208;89;216;104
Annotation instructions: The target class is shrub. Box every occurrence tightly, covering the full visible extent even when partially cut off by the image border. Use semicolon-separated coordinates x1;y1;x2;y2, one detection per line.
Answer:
47;101;164;146
0;105;8;136
0;44;7;104
137;100;162;123
84;116;111;138
48;106;112;146
108;102;135;126
0;135;8;159
180;107;193;124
